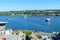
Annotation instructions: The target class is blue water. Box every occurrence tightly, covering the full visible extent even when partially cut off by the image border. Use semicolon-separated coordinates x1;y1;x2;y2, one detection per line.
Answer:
0;16;60;32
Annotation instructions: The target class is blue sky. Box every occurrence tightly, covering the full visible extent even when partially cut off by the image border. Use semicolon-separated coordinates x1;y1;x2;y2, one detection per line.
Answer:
0;0;60;11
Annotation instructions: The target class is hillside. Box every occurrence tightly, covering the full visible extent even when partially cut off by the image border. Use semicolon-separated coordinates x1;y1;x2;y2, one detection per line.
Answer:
0;10;60;16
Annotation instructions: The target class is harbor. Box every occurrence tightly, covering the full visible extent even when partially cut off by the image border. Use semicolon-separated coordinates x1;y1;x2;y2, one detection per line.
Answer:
0;16;60;40
0;0;60;40
0;16;60;32
0;22;59;40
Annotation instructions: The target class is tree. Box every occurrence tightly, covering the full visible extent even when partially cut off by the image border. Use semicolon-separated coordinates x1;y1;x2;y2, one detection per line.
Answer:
36;35;42;39
23;30;32;36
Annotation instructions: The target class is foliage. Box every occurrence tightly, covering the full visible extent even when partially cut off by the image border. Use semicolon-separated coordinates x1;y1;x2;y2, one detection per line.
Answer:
23;30;32;36
58;32;60;35
0;10;60;16
22;38;24;40
36;35;42;39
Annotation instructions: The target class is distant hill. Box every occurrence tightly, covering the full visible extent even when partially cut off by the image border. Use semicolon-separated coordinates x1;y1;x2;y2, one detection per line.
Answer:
0;9;60;16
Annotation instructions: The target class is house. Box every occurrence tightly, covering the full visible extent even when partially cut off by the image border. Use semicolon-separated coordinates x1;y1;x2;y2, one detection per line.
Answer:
0;31;4;35
30;32;40;40
4;35;18;40
42;35;52;40
5;29;12;35
18;32;26;40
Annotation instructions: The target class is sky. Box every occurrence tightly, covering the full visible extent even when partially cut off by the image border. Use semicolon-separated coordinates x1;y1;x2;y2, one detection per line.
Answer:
0;0;60;11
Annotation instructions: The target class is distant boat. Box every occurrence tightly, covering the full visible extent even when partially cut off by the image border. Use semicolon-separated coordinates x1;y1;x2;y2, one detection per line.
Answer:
45;18;50;22
24;14;27;19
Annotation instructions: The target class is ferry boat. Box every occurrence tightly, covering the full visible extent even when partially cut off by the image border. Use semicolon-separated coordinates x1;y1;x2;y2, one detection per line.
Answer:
0;22;8;31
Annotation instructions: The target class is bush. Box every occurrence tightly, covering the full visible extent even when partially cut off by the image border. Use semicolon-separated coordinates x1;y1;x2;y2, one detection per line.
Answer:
22;38;24;40
23;30;32;36
58;32;60;35
36;35;42;39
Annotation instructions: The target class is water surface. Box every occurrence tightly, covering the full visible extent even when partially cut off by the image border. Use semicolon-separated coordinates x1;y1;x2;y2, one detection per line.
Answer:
0;16;60;32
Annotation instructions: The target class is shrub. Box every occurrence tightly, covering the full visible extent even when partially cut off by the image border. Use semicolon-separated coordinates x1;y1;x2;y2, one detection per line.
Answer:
36;35;42;39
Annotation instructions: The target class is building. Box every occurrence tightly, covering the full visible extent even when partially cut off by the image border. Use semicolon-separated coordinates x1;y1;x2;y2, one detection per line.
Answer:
5;29;12;35
0;31;4;35
4;35;18;40
18;32;26;40
30;32;40;40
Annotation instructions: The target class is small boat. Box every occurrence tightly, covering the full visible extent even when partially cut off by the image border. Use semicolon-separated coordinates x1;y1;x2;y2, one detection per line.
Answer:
24;14;27;19
45;18;50;22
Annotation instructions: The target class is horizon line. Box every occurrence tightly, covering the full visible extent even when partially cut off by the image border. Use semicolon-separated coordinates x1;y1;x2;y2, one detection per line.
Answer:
0;9;60;12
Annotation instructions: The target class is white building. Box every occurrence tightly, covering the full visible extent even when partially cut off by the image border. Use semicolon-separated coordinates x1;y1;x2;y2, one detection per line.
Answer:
18;32;26;40
5;35;18;40
5;29;12;35
42;36;52;40
30;32;40;40
0;31;4;35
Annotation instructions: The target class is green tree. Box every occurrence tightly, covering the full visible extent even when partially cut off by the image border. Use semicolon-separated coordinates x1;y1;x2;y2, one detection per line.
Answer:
36;35;42;39
23;30;32;36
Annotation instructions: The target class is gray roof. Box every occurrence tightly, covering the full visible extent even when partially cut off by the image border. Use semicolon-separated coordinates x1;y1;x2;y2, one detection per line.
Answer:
4;35;18;40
